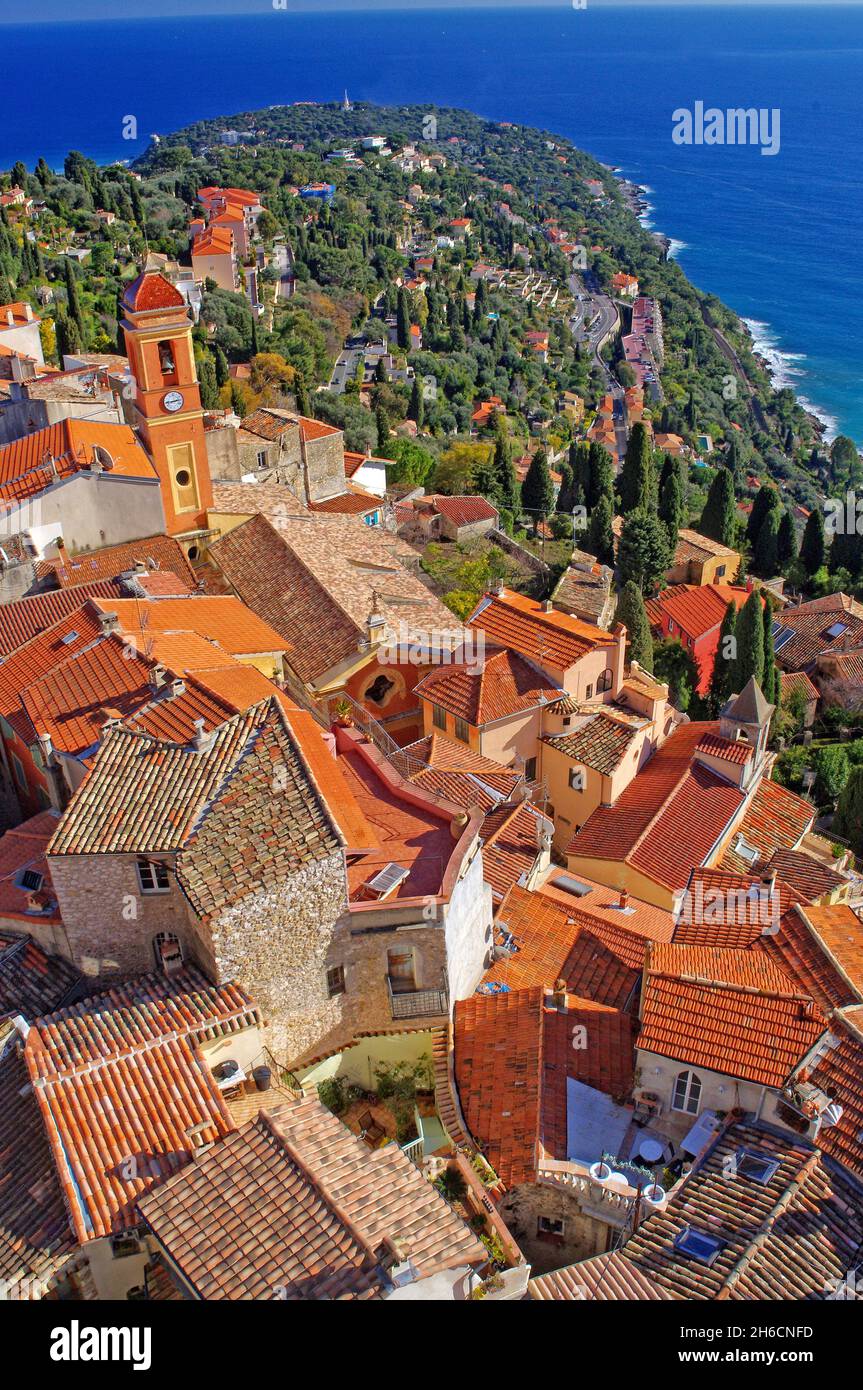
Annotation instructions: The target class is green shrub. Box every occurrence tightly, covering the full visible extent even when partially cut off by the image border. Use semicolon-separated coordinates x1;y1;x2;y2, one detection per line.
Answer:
317;1077;347;1115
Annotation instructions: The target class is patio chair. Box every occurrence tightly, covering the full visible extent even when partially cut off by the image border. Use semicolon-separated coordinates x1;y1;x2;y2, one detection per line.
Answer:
358;1110;386;1148
632;1091;662;1127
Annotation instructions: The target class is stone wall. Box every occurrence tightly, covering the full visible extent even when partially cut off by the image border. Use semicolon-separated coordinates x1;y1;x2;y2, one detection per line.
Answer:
498;1181;611;1276
208;850;349;1064
303;432;346;503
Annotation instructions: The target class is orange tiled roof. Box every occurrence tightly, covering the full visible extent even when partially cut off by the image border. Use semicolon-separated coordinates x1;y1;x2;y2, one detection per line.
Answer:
722;777;814;872
638;942;824;1087
454;986;635;1187
38;534;197;590
695;731;754;766
569;723;746;891
426;494;499;527
645;583;751;640
543;709;640;776
97;595;290;658
192;225;234;256
416;647;560;724
26;968;258;1242
484;883;645;1007
0;811;62;929
480;801;547;903
765;849;846;904
773;595;863;671
468;587;613;671
0;419;156;505
122;273;185;312
0;579;122;658
806;1006;863;1181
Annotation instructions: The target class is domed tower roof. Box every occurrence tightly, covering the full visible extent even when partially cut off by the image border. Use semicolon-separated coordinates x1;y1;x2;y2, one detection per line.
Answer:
122;273;185;313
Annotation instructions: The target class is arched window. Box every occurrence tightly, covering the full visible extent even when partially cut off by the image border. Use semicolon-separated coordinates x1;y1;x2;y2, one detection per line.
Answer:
597;668;613;694
672;1069;702;1115
153;931;183;975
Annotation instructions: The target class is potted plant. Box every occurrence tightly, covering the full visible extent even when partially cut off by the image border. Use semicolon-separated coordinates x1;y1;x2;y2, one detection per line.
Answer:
333;698;353;728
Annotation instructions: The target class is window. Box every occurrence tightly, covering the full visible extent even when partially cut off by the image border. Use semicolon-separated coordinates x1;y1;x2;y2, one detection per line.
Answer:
363;511;381;527
175;468;191;488
454;717;470;743
157;340;176;375
568;767;585;791
326;965;346;997
153;931;183;973
668;619;676;634
537;1215;565;1237
597;669;613;693
137;858;170;894
672;1069;702;1115
715;564;726;579
256;449;268;469
387;947;416;993
19;869;43;893
11;755;25;789
524;756;537;782
432;704;447;731
585;684;594;700
366;674;395;706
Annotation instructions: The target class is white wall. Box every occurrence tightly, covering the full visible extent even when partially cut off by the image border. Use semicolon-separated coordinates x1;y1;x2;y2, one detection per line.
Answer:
444;842;492;1006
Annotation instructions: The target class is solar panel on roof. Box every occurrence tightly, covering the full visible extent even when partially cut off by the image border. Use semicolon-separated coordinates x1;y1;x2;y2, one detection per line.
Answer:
771;621;794;652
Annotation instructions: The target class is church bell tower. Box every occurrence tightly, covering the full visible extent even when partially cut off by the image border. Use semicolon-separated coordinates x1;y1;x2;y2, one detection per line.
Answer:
121;273;213;555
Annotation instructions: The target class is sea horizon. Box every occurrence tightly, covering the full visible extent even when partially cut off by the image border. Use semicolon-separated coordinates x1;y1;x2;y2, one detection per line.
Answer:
2;4;860;443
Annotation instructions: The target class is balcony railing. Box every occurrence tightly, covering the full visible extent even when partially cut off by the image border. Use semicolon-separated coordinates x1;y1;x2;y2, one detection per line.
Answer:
386;974;448;1020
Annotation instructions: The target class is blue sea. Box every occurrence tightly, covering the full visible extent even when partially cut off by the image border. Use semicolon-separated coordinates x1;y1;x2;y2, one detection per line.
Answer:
1;3;861;442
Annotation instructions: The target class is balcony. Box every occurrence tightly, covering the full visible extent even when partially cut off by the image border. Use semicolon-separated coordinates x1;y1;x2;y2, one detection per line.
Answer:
386;974;448;1021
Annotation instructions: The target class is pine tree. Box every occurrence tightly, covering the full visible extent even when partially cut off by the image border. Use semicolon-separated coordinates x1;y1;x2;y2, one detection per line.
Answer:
617;509;671;593
709;600;738;713
658;468;683;548
777;510;797;570
613;580;653;672
699;467;736;547
800;508;825;577
586;493;614;566
753;505;781;576
618;422;656;513
521;448;555;522
735;590;765;689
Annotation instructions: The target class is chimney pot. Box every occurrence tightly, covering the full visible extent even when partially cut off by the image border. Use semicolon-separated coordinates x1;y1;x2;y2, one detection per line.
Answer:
618;889;629;910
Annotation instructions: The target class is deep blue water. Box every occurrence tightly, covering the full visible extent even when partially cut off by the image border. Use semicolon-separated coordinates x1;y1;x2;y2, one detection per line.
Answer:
1;4;861;441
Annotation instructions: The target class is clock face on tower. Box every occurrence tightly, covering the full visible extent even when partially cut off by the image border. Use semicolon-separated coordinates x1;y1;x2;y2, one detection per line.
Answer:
162;390;184;413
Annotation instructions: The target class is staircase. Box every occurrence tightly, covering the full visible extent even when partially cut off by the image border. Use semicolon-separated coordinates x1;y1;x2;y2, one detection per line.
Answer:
432;1025;472;1149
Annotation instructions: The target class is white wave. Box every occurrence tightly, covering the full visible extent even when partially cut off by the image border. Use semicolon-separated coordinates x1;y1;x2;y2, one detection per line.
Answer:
667;238;688;259
743;316;807;388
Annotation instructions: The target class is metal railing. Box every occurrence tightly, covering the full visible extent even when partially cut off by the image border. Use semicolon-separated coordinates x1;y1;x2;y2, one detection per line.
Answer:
386;974;449;1020
321;692;429;782
400;1136;424;1166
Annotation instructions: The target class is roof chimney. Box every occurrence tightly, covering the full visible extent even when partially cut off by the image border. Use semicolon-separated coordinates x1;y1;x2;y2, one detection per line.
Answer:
170;678;186;699
149;663;169;691
24;304;33;322
192;718;214;752
99;610;120;636
5;311;13;327
617;889;630;912
37;732;53;763
551;977;568;1011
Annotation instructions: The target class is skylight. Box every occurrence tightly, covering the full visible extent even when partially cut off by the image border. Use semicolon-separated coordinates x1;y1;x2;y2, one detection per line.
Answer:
60;630;79;645
825;622;848;640
673;1227;725;1266
771;621;794;652
550;873;592;898
735;1150;780;1185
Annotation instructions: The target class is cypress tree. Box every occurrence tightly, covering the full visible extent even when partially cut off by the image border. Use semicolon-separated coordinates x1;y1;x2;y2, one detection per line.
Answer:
493;426;518;514
396;288;411;350
521;448;555;522
618;422;656;513
556;460;574;514
376;406;390;453
833;766;863;855
214;345;229;389
735;590;765;689
63;256;84;337
777;510;797;570
250;315;259;356
613;580;653;672
587;443;614;511
570;441;591;508
710;600;738;713
197;352;219;410
753;505;781;576
586;493;614;566
658;468;683;548
699;467;736;547
800;507;825;577
747;485;777;545
762;595;777;707
294;369;310;417
408;377;424;429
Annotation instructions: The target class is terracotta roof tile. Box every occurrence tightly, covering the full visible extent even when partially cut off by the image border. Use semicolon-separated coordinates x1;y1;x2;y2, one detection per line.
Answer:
416;648;560;724
468;588;613;672
722;778;814;873
0;580;123;657
0;420;155;505
138;1094;485;1298
38;535;197;590
638;943;824;1087
644;584;751;640
543;710;640;775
